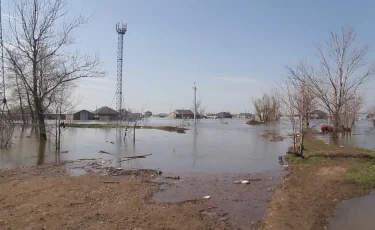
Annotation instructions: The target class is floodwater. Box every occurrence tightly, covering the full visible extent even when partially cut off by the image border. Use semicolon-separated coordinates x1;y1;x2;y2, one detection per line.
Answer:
323;119;375;150
0;118;290;174
328;191;375;230
324;120;375;230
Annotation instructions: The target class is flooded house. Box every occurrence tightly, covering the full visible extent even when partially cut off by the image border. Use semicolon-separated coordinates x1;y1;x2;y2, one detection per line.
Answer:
93;106;119;121
66;110;94;121
310;110;328;119
170;109;194;119
238;113;255;120
217;112;233;119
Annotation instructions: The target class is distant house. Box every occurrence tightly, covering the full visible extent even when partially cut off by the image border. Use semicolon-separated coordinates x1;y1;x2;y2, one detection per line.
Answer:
238;113;255;120
205;113;217;119
310;110;328;119
217;112;233;119
93;106;119;121
67;110;94;121
144;111;152;117
170;109;194;119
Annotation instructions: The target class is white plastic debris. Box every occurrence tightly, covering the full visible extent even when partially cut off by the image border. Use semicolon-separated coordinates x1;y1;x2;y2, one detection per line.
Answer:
234;180;250;184
340;145;344;148
203;196;211;199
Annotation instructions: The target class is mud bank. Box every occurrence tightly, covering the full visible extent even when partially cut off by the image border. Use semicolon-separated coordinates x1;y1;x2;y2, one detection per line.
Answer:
154;172;284;230
0;161;285;230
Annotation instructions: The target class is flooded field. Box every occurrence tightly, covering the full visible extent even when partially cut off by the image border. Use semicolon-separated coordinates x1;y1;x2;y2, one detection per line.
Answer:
1;118;290;174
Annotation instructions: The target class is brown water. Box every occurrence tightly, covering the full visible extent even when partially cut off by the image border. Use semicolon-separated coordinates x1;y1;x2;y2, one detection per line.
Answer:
328;191;375;230
0;118;290;174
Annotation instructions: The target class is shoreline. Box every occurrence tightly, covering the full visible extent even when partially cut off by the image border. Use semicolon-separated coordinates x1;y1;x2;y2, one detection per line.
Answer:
0;160;284;230
259;136;375;230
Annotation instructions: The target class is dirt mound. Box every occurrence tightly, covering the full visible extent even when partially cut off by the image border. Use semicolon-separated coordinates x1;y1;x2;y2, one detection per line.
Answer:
260;132;285;142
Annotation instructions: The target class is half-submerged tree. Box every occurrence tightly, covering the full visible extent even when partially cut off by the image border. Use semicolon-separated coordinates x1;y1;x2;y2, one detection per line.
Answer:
5;0;104;139
306;27;375;138
252;93;280;123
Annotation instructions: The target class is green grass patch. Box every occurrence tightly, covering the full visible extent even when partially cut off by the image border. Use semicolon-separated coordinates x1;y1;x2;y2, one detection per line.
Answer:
346;160;375;186
285;153;305;164
356;147;375;155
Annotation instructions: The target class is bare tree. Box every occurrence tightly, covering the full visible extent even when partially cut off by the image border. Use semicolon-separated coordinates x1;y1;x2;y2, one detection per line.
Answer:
5;0;105;140
305;27;375;137
341;94;363;133
47;84;77;153
191;99;205;120
280;61;318;157
252;93;280;123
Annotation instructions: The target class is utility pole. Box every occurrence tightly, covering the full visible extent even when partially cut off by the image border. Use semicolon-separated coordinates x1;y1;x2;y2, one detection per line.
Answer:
193;82;197;123
116;22;127;120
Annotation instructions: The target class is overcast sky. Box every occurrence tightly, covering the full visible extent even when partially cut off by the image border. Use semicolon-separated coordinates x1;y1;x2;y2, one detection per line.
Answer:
3;0;375;114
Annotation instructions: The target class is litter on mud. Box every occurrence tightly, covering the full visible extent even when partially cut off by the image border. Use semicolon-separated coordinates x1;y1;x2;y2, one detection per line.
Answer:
234;180;250;184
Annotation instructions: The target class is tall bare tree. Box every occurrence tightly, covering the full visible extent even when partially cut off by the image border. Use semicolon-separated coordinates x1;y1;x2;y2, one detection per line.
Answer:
5;0;104;139
305;27;375;137
283;61;317;156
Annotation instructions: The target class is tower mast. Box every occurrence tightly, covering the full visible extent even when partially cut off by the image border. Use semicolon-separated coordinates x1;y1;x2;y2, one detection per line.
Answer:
116;22;127;119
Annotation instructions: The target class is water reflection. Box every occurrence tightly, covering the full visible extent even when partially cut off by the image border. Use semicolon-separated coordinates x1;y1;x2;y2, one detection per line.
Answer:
10;118;374;173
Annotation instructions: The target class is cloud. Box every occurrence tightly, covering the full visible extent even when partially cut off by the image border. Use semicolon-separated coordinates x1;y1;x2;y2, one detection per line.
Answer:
214;76;260;83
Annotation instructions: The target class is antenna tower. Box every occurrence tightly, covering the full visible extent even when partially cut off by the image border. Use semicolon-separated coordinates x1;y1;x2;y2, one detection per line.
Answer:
116;22;127;119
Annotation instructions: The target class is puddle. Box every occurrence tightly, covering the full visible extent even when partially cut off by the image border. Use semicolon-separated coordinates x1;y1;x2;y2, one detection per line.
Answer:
328;190;375;230
153;171;284;229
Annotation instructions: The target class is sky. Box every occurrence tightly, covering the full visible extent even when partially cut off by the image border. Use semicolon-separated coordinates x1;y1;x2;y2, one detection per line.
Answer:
2;0;375;114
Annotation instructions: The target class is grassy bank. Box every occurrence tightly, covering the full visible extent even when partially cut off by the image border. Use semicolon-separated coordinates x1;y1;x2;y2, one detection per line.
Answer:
261;136;375;230
65;123;187;133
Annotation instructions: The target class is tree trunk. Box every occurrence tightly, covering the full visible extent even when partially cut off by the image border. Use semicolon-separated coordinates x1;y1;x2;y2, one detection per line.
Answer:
35;97;47;140
332;115;340;138
299;133;304;156
15;74;26;124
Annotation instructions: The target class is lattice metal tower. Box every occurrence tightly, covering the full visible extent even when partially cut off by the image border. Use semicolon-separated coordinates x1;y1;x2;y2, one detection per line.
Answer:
116;22;127;119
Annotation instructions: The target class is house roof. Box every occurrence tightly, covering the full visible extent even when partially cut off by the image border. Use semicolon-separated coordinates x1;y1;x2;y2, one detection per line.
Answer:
311;110;327;115
173;109;194;115
217;112;232;115
69;109;93;115
93;106;119;115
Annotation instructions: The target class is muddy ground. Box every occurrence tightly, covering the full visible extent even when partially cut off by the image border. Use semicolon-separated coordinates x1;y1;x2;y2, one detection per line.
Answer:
154;172;283;229
0;162;283;230
260;138;375;230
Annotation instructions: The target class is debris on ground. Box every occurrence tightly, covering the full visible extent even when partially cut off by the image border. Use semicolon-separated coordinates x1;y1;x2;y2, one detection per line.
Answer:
203;196;211;199
123;154;152;159
166;176;180;180
99;150;113;155
234;180;250;184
